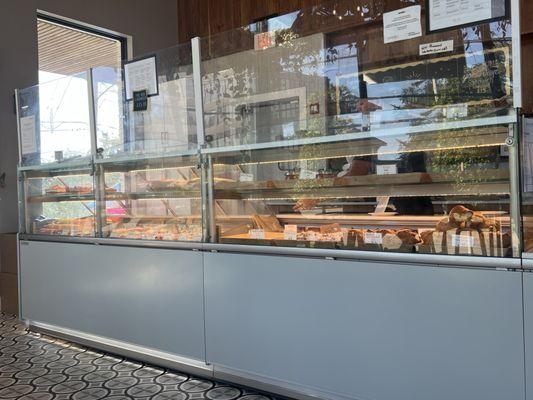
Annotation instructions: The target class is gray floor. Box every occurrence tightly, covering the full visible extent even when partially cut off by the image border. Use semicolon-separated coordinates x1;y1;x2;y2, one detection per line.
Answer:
0;313;279;400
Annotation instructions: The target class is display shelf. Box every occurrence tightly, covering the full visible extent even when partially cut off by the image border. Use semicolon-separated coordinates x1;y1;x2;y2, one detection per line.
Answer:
27;194;95;203
105;190;201;201
202;115;516;157
211;125;510;166
213;170;510;200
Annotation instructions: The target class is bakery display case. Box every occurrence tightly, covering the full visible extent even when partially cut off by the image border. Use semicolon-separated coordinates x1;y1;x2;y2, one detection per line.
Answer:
96;153;203;242
17;0;520;257
208;123;514;257
200;0;518;258
20;163;96;237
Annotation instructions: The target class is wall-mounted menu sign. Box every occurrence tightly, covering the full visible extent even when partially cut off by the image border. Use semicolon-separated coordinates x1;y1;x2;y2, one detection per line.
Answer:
427;0;508;33
124;55;159;101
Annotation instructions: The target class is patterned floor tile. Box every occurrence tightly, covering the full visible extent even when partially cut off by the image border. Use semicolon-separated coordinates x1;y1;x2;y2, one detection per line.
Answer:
0;313;282;400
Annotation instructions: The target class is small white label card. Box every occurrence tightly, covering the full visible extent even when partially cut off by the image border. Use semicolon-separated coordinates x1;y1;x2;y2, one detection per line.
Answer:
20;115;37;155
249;229;265;239
383;5;422;44
364;232;383;245
377;164;398;175
284;225;298;241
239;173;254;182
451;234;475;248
420;40;454;56
299;169;317;180
124;56;158;101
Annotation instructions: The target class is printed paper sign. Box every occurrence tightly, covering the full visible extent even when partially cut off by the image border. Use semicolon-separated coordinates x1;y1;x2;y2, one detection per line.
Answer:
284;225;298;241
383;5;422;44
239;173;254;182
20;115;37;155
249;229;265;239
428;0;493;32
377;165;398;175
420;40;454;56
124;56;158;101
364;232;383;245
451;234;475;248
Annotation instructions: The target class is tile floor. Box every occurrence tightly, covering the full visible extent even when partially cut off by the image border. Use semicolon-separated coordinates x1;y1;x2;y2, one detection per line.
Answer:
0;313;280;399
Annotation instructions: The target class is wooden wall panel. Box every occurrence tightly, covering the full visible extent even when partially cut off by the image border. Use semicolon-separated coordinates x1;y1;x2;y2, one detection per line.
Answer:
177;0;314;43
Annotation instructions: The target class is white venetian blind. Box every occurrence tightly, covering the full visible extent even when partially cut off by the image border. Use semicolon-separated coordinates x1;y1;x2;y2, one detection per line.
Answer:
37;18;122;77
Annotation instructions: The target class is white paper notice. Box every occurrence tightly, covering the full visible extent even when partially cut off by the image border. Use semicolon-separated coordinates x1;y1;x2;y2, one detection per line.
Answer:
419;40;454;56
364;232;383;245
20;115;37;155
299;169;317;180
428;0;492;32
124;56;158;100
383;5;422;44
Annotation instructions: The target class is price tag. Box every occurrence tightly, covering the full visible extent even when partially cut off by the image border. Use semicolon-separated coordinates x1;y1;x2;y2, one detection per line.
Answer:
364;232;383;245
284;225;298;241
249;229;265;239
377;164;397;175
239;173;254;182
451;234;475;248
299;169;317;180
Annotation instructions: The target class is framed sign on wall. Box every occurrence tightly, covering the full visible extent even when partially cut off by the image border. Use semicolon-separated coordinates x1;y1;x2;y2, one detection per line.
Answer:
426;0;508;33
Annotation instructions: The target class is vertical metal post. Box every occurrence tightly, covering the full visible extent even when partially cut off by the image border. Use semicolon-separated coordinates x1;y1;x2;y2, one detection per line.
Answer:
192;37;206;147
14;89;26;235
87;69;103;237
192;36;216;242
509;121;522;258
511;0;522;108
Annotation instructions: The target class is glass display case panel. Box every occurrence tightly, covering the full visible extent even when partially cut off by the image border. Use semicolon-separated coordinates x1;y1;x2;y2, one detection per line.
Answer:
22;166;96;237
210;124;514;257
17;72;92;167
199;0;514;149
99;154;202;242
94;43;197;159
522;116;533;253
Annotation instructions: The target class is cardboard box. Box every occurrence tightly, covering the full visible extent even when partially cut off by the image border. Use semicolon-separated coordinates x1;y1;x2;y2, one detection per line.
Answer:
0;234;17;275
0;273;18;315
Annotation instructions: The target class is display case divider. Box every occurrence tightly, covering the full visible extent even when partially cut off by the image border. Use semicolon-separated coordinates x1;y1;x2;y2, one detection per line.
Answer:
192;37;206;147
87;69;103;238
511;0;522;108
510;119;523;258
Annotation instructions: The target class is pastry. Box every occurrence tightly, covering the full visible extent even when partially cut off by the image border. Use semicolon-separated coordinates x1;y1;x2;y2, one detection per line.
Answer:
449;205;474;226
320;223;341;234
252;215;283;232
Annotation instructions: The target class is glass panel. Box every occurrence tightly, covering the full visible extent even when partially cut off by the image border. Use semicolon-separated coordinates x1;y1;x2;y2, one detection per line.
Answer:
99;154;202;242
200;0;514;149
211;124;513;257
522;117;533;253
17;72;92;167
23;167;96;237
94;43;197;159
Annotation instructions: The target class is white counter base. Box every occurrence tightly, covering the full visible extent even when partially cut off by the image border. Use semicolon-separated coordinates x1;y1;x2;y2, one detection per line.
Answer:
19;240;527;400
